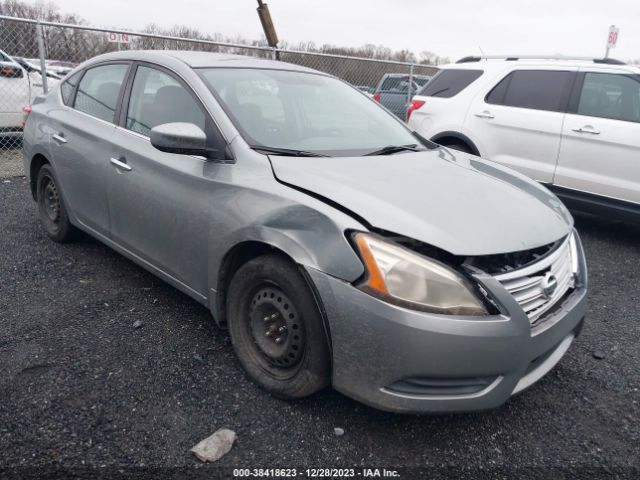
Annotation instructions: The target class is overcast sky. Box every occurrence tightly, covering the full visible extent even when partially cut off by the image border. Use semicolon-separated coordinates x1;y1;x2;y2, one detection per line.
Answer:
49;0;639;61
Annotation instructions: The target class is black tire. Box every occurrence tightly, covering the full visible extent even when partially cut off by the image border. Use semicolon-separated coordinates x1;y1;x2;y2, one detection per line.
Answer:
440;141;473;154
36;164;79;242
226;254;331;399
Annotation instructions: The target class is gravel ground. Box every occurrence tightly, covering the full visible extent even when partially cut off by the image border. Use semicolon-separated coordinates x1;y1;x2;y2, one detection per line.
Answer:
1;178;639;478
0;147;25;178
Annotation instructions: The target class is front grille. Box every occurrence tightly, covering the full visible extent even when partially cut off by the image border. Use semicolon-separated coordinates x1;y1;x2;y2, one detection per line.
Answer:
494;234;577;324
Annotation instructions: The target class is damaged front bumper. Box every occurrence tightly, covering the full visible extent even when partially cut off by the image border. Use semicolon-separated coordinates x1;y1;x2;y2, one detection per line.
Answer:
306;233;588;414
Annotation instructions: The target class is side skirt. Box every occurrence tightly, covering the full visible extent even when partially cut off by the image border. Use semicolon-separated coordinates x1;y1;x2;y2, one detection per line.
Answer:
546;184;640;223
74;219;209;306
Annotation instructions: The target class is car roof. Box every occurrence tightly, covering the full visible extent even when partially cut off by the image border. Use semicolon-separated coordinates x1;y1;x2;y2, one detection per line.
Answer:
384;73;431;78
81;50;322;75
438;57;640;74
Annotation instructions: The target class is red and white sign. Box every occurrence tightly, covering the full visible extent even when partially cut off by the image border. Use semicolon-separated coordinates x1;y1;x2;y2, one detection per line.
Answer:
107;32;130;44
607;26;619;49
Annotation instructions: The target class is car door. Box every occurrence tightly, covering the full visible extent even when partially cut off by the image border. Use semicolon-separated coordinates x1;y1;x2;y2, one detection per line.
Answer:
47;63;130;236
464;67;577;183
107;63;226;299
554;69;640;205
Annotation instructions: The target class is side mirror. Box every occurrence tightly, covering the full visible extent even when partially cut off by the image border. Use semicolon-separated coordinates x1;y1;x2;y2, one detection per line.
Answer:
150;122;209;157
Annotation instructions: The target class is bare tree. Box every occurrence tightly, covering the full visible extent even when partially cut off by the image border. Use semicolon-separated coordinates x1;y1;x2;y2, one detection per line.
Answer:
1;0;440;84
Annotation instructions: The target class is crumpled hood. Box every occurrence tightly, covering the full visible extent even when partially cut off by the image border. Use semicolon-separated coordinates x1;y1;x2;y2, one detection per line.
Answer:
270;148;573;256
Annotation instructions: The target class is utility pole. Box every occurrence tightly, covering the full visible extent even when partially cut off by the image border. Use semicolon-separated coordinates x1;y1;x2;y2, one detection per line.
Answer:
36;21;48;93
256;0;280;60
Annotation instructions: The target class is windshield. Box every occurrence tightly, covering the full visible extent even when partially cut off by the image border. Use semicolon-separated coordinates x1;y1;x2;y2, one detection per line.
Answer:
197;68;421;156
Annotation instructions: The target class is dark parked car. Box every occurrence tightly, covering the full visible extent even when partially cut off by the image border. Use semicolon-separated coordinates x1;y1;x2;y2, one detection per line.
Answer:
373;73;431;120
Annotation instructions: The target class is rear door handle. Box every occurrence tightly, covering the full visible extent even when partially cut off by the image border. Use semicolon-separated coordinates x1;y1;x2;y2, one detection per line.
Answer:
572;126;600;135
52;133;67;144
110;157;132;172
474;111;495;119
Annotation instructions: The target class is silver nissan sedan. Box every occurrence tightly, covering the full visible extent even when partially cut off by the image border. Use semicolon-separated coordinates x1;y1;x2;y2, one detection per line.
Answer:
22;51;587;413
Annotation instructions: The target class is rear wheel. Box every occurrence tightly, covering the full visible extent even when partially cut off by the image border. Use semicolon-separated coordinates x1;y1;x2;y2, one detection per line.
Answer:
227;254;331;399
36;164;79;242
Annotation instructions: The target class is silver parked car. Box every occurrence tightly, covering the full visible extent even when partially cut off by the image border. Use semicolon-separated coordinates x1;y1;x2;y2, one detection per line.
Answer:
23;51;587;413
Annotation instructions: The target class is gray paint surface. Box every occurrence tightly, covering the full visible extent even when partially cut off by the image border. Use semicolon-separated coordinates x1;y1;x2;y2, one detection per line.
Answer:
270;148;571;255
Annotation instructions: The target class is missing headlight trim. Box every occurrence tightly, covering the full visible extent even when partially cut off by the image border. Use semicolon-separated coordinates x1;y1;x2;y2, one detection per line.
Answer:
357;230;570;316
464;238;564;275
353;230;500;315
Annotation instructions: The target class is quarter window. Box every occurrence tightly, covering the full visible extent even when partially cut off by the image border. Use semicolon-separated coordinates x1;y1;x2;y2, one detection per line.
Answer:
61;71;81;106
577;73;640;123
74;64;128;122
486;70;574;112
126;66;205;137
419;69;483;98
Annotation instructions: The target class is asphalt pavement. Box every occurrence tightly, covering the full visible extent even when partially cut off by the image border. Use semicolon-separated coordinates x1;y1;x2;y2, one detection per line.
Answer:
1;176;639;479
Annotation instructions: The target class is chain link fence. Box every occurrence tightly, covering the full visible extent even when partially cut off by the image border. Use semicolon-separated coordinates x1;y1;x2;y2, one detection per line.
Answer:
0;15;437;172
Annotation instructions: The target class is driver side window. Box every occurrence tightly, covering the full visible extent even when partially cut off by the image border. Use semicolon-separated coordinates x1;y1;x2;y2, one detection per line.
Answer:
126;65;206;137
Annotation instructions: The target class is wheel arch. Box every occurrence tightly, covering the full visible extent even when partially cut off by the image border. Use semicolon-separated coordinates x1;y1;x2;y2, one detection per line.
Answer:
431;131;481;156
214;240;334;359
29;153;51;201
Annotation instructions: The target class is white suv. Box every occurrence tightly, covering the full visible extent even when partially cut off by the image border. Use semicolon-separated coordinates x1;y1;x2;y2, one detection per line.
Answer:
407;55;640;221
0;49;58;145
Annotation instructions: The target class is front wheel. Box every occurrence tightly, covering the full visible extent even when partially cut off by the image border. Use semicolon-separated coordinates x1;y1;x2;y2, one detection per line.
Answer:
36;164;79;242
226;254;331;399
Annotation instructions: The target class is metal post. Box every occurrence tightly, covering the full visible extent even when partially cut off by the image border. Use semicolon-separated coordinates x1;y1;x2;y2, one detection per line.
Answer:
406;63;414;120
36;21;48;93
273;47;280;61
256;0;279;48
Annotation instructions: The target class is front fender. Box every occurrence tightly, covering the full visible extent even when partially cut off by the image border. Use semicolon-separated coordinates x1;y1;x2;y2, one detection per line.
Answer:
208;202;366;315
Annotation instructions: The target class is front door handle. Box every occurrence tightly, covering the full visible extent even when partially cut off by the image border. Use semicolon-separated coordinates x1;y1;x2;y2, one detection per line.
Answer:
572;126;600;135
110;157;132;172
475;111;495;119
52;133;67;144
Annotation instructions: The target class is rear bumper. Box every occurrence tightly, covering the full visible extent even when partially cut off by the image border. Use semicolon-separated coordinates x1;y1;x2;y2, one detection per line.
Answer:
306;234;588;413
0;112;23;130
0;127;23;139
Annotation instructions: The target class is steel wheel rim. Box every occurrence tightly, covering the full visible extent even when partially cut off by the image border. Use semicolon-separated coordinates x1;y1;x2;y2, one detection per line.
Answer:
248;286;304;369
42;176;60;223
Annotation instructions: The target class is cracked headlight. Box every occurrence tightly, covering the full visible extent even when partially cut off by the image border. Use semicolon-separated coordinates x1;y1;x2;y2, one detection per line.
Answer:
353;233;488;316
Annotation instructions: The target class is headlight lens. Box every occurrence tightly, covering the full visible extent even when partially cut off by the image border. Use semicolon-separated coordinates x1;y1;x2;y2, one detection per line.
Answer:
353;233;488;316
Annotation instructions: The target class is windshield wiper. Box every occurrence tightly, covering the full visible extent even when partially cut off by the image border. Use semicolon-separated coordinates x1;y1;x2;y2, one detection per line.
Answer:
364;144;423;156
250;145;330;157
412;131;440;150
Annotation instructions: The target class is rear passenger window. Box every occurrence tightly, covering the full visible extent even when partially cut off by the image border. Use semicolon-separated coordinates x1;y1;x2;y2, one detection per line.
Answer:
60;71;81;106
486;70;573;112
126;66;206;137
578;73;640;123
419;69;483;98
74;64;128;122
